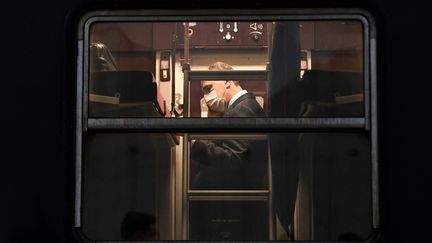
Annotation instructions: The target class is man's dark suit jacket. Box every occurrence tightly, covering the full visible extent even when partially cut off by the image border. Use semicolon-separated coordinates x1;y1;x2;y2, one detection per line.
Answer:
190;92;267;190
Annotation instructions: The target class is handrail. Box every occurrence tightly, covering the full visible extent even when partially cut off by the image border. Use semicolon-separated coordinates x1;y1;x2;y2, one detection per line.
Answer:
189;70;267;81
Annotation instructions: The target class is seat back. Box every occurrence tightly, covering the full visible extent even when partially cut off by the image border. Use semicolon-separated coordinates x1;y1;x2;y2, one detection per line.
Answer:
300;70;364;117
90;71;157;103
90;42;118;71
89;71;164;117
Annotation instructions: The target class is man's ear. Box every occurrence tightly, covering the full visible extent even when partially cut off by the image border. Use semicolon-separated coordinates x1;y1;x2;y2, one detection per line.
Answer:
225;80;231;88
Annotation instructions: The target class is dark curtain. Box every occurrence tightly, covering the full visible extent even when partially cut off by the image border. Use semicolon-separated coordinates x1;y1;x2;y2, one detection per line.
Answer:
268;22;301;234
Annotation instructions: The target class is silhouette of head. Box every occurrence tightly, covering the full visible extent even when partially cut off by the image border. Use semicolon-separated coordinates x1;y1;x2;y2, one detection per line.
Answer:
120;212;158;240
337;232;363;242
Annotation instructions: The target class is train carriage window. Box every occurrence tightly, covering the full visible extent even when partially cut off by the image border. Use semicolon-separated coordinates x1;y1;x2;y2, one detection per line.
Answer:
76;9;378;242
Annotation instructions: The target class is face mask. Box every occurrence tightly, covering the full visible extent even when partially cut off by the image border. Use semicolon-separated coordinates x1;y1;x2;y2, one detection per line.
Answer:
203;88;226;113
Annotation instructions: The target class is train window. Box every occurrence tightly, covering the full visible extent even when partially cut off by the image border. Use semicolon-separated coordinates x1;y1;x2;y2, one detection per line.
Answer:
76;9;378;242
86;20;364;119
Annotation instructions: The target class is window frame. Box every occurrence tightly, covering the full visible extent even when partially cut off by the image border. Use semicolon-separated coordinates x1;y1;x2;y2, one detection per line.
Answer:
75;8;378;242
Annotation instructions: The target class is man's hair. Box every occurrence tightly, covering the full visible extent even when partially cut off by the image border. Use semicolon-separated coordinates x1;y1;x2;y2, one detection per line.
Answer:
208;61;240;86
208;61;233;71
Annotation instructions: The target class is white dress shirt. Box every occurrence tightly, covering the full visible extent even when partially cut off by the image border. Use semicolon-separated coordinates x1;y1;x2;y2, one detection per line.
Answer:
228;89;248;108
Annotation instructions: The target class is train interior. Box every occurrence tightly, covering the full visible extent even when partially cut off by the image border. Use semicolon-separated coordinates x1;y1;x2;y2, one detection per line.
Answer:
80;19;373;241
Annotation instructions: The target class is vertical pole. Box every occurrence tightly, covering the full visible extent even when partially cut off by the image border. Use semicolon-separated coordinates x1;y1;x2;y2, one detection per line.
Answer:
268;139;276;240
181;22;190;240
171;23;177;115
267;22;273;71
266;23;276;240
183;22;190;117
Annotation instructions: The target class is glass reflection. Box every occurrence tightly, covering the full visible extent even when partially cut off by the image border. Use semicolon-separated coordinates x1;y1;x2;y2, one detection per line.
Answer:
190;135;268;190
82;132;372;241
294;132;372;241
189;201;269;240
82;133;174;240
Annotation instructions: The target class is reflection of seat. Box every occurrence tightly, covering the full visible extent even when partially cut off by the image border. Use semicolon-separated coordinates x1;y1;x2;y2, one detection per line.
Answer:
90;71;164;117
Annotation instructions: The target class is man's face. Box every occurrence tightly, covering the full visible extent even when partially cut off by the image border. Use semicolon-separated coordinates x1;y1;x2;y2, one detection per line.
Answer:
201;80;227;99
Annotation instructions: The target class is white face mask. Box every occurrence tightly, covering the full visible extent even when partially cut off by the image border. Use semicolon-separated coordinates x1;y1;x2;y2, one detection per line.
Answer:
203;88;226;113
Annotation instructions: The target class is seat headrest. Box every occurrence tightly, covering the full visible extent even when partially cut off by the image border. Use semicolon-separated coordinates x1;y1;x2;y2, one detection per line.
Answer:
90;71;156;103
300;70;364;117
301;70;363;103
90;42;118;71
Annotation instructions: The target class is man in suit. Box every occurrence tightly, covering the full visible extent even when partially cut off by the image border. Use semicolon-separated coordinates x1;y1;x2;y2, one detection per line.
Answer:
190;62;267;190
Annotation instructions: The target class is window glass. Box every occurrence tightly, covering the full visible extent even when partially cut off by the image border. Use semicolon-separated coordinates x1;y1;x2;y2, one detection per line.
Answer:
189;134;268;190
82;132;372;241
87;20;364;118
82;132;174;240
79;12;374;242
189;201;269;240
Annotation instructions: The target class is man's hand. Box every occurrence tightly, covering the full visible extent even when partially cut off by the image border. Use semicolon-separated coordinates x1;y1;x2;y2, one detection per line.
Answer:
190;140;208;163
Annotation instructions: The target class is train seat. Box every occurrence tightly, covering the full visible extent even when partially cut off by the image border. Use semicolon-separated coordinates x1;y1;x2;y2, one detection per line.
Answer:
90;42;118;71
300;70;364;117
89;70;164;117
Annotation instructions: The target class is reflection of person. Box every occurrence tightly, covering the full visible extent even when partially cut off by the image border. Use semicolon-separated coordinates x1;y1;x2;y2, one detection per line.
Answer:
191;61;267;189
120;212;158;240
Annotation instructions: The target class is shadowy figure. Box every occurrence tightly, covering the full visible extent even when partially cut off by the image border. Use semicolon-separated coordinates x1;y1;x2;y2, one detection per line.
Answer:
120;212;158;240
337;232;363;242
